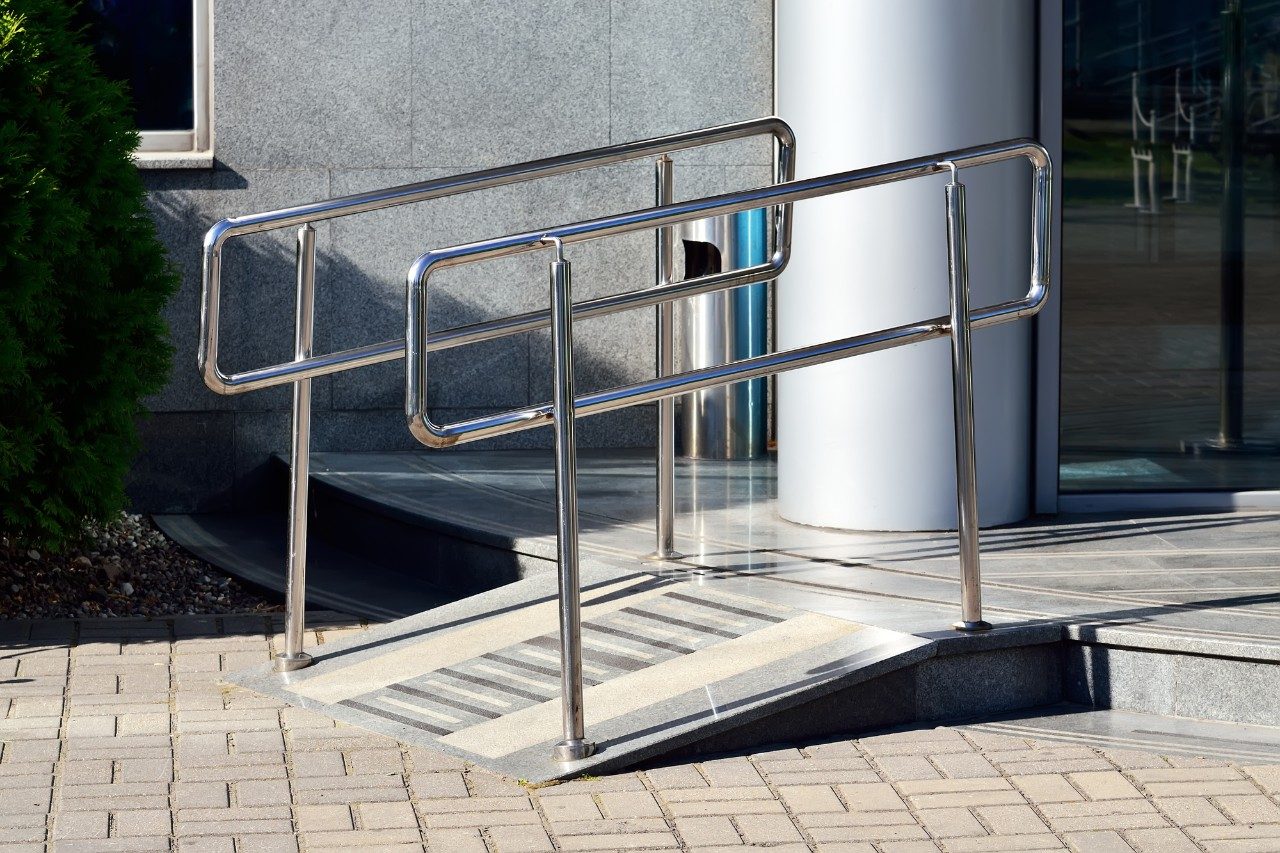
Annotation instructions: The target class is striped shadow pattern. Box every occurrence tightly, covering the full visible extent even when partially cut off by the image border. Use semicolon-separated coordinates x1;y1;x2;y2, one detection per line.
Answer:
338;586;790;738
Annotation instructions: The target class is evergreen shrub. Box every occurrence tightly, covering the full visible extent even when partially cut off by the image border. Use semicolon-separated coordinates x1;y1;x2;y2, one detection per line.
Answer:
0;0;176;548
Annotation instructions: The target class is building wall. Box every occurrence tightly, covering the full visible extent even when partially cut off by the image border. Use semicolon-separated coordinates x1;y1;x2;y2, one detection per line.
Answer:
128;0;774;512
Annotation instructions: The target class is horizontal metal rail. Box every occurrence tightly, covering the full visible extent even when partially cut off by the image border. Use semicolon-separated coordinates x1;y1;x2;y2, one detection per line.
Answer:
199;117;796;395
406;138;1051;448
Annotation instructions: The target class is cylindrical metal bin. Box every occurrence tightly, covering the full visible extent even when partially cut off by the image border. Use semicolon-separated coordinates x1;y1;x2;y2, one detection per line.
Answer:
677;210;769;460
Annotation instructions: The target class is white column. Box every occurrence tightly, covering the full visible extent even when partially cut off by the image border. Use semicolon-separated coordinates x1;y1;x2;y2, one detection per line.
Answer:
776;0;1036;531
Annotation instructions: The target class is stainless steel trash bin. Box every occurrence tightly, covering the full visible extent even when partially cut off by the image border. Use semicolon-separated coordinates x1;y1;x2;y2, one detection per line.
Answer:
677;208;768;459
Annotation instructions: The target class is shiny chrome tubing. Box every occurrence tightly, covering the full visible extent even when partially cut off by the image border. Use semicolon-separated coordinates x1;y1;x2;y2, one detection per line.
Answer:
223;259;787;393
651;155;680;561
276;224;317;673
199;118;796;396
545;244;594;765
944;178;989;633
407;139;1052;448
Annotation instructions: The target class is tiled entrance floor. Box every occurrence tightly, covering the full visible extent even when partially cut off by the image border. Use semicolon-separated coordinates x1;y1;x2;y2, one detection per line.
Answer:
310;451;1280;660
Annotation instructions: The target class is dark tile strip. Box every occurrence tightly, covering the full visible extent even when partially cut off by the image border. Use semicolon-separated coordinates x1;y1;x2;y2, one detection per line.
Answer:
339;698;451;736
438;666;558;702
524;634;649;672
619;606;739;639
665;591;786;623
584;622;694;655
386;683;500;720
483;650;562;679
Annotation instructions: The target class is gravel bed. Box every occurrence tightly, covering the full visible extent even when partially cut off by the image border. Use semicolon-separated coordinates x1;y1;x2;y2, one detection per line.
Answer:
1;513;282;619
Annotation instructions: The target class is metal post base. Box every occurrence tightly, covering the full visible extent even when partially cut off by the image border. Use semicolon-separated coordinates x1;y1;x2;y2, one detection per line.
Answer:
643;549;686;562
953;620;993;632
1182;438;1280;457
274;652;313;673
551;739;596;764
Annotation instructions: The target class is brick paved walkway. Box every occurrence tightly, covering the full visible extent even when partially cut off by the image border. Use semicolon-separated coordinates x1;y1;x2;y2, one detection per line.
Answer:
2;613;1279;852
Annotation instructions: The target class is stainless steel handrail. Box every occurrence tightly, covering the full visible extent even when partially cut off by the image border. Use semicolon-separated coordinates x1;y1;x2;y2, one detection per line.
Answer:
199;117;795;394
404;138;1052;763
198;118;797;673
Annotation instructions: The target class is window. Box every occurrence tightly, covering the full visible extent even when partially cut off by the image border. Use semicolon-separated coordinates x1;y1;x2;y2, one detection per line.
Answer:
78;0;212;164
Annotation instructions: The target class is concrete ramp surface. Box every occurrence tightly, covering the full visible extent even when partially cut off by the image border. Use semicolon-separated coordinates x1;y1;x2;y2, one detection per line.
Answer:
227;565;932;782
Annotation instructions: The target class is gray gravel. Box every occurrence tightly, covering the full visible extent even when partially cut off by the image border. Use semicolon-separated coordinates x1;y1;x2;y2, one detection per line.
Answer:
1;512;282;619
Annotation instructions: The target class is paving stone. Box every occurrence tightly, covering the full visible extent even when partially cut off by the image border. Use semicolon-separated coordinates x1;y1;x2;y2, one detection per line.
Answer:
357;800;419;829
943;836;1065;851
1012;773;1086;804
837;782;909;812
1141;780;1259;797
977;804;1048;836
776;784;845;813
872;756;945;781
176;818;295;836
235;778;292;806
807;823;931;844
51;810;109;840
930;751;1001;778
1126;827;1201;853
914;807;988;838
673;816;739;846
237;835;300;853
557;831;680;850
1064;830;1136;852
176;838;236;853
1069;771;1143;800
733;812;804;843
697;756;766;787
294;804;354;832
488;823;554;852
424;828;488;852
549;818;670;836
172;781;230;809
538;792;600;822
289;750;346;777
303;828;422;847
409;771;469;798
597;791;664;819
645;764;709;789
112;808;172;836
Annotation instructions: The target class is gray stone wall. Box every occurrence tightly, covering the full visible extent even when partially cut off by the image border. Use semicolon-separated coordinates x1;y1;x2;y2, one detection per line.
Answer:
129;0;774;512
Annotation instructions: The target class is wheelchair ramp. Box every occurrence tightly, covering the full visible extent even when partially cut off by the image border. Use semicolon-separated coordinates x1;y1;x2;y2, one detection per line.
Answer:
226;563;932;782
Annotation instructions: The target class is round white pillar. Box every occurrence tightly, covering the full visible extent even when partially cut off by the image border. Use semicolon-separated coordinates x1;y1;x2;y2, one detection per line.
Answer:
776;0;1036;531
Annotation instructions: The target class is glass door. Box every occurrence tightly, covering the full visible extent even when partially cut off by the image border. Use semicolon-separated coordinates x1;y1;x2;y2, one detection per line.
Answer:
1060;0;1280;492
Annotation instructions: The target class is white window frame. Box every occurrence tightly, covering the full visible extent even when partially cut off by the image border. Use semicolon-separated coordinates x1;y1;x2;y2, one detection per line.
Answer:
133;0;213;167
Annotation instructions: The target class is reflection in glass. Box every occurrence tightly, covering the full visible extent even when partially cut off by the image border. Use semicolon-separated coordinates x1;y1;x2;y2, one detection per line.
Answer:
77;0;194;131
1060;0;1280;491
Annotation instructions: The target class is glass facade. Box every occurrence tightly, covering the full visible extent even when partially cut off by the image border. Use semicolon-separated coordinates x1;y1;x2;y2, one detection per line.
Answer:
77;0;194;132
1060;0;1280;492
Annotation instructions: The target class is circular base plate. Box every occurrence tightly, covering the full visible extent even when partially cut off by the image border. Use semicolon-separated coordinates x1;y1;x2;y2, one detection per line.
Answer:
274;652;313;673
953;620;993;633
643;550;686;563
551;739;596;763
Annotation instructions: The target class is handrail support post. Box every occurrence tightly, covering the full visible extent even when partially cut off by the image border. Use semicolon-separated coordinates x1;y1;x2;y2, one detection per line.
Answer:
546;240;595;764
276;223;318;672
943;173;991;633
649;155;682;561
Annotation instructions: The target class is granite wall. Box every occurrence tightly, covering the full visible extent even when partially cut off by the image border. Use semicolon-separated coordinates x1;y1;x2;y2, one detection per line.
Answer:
129;0;774;512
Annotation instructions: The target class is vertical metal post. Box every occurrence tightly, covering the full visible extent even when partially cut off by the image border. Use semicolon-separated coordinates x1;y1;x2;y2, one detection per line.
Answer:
651;156;681;560
943;174;991;633
276;223;317;672
546;239;595;764
1219;0;1246;447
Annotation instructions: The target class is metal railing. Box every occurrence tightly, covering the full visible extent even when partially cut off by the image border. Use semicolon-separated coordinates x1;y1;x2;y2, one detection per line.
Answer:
403;139;1052;763
199;118;797;672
